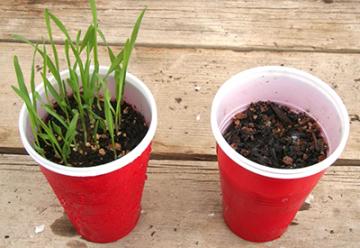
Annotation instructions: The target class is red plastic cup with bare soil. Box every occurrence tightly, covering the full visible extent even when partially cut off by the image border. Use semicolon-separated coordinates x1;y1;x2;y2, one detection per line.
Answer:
211;66;349;242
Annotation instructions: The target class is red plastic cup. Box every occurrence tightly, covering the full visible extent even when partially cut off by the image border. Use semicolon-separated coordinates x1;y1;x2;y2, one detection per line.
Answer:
211;66;349;242
19;66;157;243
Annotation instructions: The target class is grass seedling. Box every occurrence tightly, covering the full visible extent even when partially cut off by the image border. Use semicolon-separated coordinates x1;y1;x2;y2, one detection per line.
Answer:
12;0;145;166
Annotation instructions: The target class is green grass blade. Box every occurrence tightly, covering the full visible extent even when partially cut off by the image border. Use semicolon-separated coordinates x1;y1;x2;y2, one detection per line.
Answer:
38;133;52;144
114;39;130;127
80;25;94;52
47;11;72;42
12;34;37;47
43;77;67;110
97;28;116;61
13;56;28;97
129;8;146;52
12;85;39;137
89;0;98;26
106;50;124;77
119;39;130;92
104;88;114;143
65;111;79;143
44;9;60;70
89;0;99;71
51;121;63;139
92;119;99;143
13;57;42;144
64;39;72;69
43;104;69;129
65;41;82;109
116;8;146;102
12;86;30;109
70;40;86;91
41;44;51;103
62;111;79;160
46;10;82;76
44;53;65;95
76;29;82;51
30;46;38;111
38;120;63;161
34;144;45;156
14;35;65;101
104;88;116;159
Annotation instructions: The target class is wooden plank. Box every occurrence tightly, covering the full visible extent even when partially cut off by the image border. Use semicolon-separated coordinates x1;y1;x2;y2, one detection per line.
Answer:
0;0;360;51
0;154;359;248
1;42;359;160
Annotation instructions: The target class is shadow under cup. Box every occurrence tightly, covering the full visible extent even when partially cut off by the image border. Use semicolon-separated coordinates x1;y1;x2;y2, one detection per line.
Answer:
211;66;349;242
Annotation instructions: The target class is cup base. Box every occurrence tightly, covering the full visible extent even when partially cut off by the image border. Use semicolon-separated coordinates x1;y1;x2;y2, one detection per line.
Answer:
223;214;287;243
81;210;141;243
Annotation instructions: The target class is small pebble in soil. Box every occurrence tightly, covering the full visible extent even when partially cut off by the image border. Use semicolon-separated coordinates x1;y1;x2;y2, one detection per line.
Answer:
282;155;294;166
114;143;121;150
223;101;328;169
98;148;106;156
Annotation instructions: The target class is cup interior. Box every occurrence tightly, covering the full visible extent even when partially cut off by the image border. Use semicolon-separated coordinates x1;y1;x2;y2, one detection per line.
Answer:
212;66;349;178
20;66;157;177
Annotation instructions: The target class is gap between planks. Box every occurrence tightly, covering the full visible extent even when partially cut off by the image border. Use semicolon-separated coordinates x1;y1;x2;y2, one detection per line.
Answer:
3;39;360;55
1;0;360;52
0;153;359;166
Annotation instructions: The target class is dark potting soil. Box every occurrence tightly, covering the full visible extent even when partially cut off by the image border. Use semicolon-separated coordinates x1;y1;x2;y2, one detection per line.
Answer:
223;101;328;169
41;97;148;167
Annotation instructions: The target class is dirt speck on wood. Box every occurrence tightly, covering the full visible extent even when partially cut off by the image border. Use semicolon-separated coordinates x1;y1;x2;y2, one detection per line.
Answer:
350;114;360;122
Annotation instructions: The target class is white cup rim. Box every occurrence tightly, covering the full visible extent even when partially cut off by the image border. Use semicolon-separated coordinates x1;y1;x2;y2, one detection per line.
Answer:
211;66;350;179
19;66;157;177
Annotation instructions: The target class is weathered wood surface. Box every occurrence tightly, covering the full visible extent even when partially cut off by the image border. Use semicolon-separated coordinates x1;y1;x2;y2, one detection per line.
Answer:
1;1;360;247
0;154;359;248
1;43;359;160
0;0;360;52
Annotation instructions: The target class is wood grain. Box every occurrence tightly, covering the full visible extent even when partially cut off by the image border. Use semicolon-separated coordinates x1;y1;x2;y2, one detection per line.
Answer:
1;1;359;248
0;0;360;51
1;43;359;160
0;154;359;248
